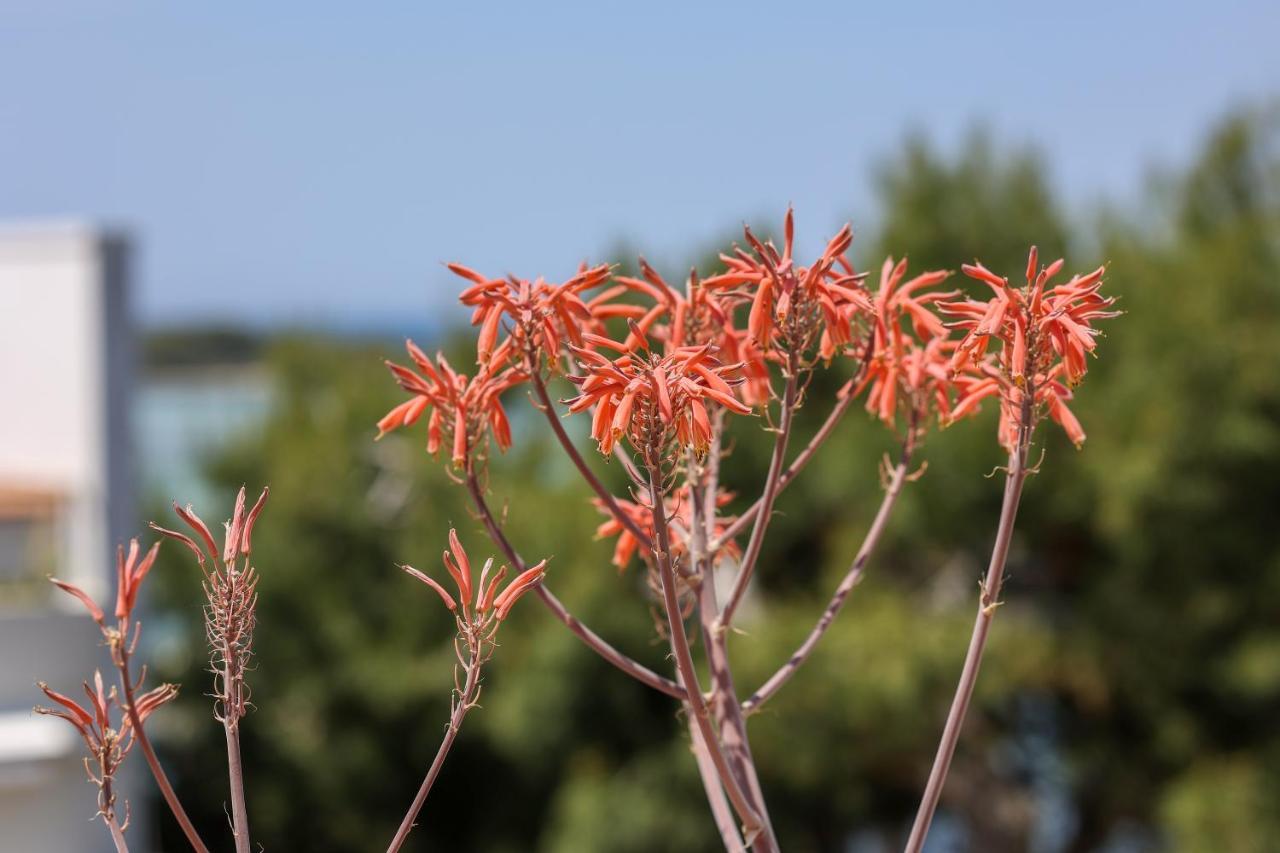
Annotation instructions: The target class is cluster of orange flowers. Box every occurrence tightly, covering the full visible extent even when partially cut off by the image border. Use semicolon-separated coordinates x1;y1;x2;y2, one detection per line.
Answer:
592;486;741;572
940;248;1119;449
379;341;525;467
378;210;1116;464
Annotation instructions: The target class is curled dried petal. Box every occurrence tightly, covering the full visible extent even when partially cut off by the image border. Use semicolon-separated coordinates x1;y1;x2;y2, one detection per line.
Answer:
49;578;104;625
240;487;270;556
174;502;219;563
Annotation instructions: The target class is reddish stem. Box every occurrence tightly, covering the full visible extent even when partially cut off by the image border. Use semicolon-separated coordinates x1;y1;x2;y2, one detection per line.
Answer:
222;709;251;853
711;388;854;552
742;450;911;714
464;470;686;700
719;368;799;626
645;459;768;849
529;369;654;550
105;816;130;853
116;649;211;853
386;651;481;853
687;710;747;853
691;430;777;845
905;406;1032;853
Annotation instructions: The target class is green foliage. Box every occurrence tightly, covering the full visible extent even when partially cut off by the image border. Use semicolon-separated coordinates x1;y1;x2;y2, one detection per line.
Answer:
149;104;1280;851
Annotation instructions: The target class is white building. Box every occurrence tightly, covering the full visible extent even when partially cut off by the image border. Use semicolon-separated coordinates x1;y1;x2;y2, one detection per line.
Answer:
0;223;148;852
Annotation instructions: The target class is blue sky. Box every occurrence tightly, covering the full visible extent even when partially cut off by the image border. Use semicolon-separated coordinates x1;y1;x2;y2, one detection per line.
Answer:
0;1;1275;327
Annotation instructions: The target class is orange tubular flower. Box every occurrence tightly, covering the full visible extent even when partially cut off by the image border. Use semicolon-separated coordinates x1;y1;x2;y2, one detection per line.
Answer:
563;335;752;456
401;528;547;624
592;485;741;572
938;247;1119;449
843;257;958;428
613;260;775;408
379;340;526;467
702;209;872;359
451;262;614;369
113;539;160;621
51;535;169;633
847;335;961;429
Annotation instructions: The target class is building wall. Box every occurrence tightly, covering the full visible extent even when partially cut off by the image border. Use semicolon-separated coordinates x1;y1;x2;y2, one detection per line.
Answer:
0;223;145;852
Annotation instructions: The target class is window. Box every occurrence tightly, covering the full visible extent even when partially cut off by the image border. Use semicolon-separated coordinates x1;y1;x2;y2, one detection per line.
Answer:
0;488;61;607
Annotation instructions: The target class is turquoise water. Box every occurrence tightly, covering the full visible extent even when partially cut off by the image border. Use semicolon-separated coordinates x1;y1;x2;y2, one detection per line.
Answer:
135;368;273;508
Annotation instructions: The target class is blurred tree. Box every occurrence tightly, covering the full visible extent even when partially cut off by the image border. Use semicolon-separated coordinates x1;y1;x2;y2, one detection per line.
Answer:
1058;104;1280;852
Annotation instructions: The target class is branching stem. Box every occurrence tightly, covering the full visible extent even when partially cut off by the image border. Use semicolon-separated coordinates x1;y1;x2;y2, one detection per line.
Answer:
115;649;211;853
530;369;654;549
712;388;853;552
645;458;769;849
464;469;686;700
743;442;913;714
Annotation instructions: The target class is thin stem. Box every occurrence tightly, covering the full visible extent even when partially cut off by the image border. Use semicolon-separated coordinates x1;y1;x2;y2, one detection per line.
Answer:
222;703;251;853
116;650;211;853
690;432;778;847
712;388;854;552
687;708;747;853
645;460;767;849
719;368;800;627
905;403;1032;853
386;647;481;853
212;561;254;853
743;449;912;715
530;369;654;550
105;816;130;853
464;470;686;700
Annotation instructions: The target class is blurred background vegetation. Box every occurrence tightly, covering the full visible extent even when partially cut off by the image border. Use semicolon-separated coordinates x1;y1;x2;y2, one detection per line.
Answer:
141;103;1279;852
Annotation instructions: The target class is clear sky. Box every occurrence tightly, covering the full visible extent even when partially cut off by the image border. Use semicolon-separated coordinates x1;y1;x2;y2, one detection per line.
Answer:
1;1;1276;327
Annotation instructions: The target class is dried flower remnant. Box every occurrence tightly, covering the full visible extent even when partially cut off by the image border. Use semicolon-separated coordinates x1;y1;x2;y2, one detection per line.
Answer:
938;248;1119;449
388;530;548;853
564;335;751;456
379;341;526;467
153;488;268;731
35;673;177;849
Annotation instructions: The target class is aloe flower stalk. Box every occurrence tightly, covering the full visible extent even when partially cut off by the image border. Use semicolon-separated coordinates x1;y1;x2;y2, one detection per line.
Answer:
387;529;547;853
